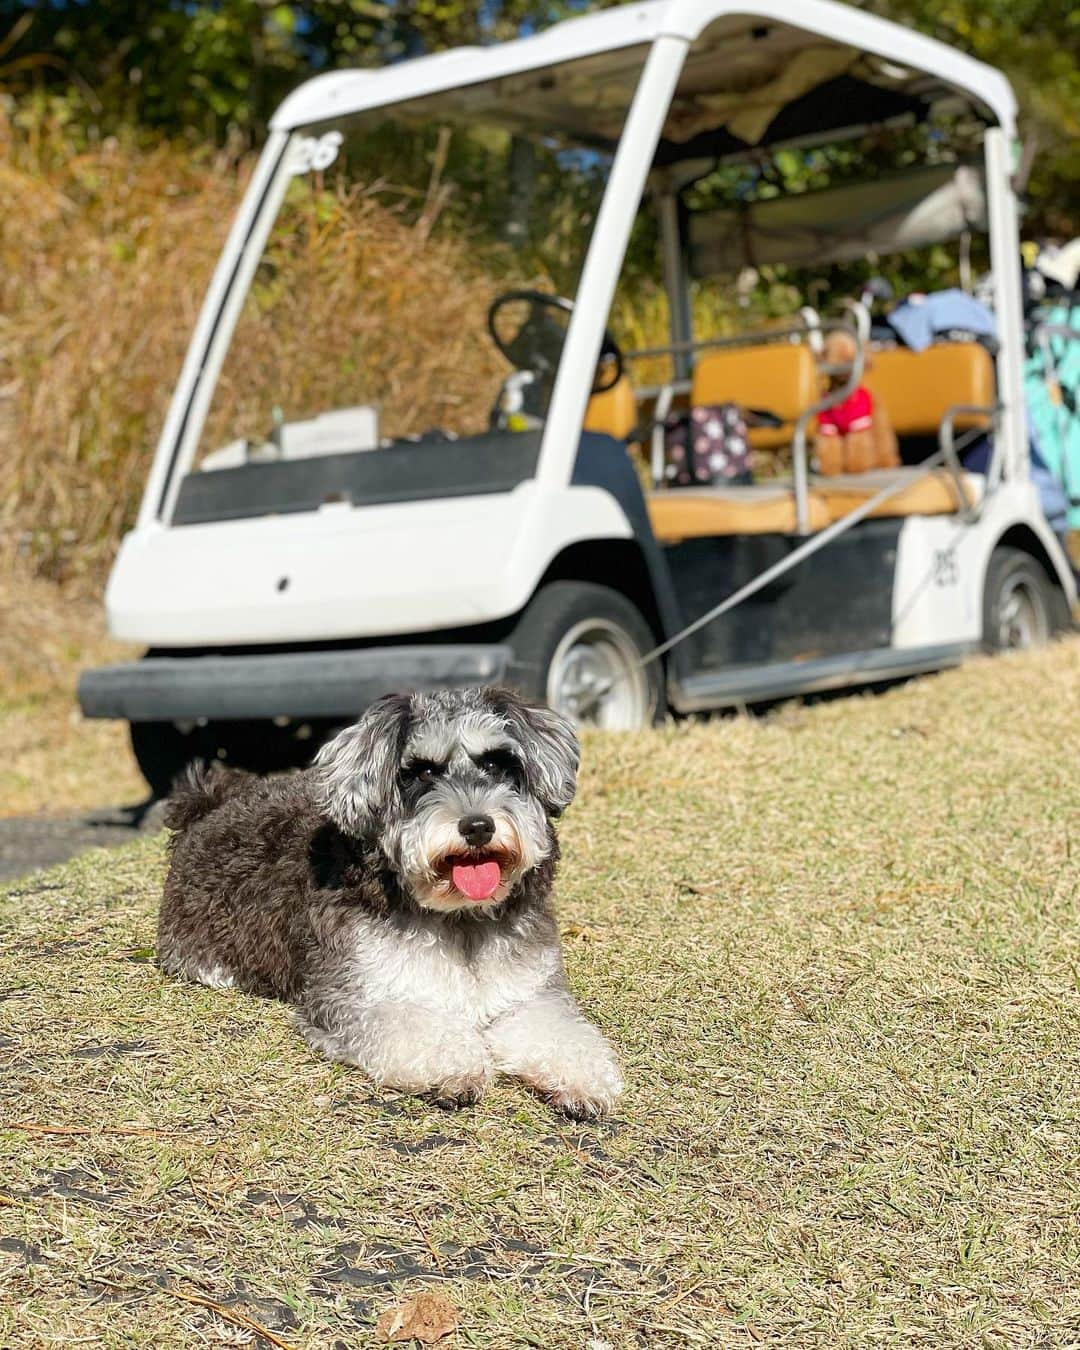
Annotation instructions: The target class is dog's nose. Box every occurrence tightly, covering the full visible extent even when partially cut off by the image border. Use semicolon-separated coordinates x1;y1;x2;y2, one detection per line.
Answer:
458;813;495;848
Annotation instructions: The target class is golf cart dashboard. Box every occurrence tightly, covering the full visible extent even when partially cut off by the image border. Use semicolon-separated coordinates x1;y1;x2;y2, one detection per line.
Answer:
176;284;627;528
172;429;546;526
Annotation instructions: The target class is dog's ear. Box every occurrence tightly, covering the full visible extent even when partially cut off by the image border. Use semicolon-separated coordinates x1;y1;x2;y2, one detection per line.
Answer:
313;692;412;836
495;690;579;816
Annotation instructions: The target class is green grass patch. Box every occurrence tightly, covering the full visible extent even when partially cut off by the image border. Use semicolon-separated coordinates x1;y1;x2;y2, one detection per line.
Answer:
2;643;1079;1347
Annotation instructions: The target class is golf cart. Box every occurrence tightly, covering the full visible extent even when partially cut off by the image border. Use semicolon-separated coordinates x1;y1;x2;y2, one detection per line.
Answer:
79;0;1076;794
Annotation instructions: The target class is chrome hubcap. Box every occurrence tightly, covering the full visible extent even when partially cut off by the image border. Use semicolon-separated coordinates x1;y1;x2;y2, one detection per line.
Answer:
546;619;650;729
997;575;1048;649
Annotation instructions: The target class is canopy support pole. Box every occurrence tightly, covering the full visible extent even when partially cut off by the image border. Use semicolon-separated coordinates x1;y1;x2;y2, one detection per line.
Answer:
657;183;694;382
984;126;1027;485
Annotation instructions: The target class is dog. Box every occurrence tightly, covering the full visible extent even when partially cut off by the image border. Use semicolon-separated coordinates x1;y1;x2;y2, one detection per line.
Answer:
157;686;623;1119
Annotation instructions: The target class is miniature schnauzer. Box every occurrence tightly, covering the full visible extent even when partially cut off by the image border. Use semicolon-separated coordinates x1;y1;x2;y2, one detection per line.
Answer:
157;686;623;1118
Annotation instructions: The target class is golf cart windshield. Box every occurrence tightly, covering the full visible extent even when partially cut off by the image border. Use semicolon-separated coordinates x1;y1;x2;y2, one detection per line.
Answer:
179;5;1023;515
195;47;649;468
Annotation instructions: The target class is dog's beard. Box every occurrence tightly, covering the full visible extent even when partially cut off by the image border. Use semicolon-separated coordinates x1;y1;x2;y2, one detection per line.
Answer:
392;793;550;915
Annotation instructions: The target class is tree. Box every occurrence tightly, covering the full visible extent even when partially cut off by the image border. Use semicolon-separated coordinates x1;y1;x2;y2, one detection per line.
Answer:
2;0;1076;234
857;0;1079;235
0;2;581;138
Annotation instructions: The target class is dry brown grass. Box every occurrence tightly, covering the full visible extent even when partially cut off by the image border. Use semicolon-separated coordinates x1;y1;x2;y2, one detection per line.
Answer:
2;639;1078;1347
0;110;529;588
202;180;514;460
0;115;243;584
0;690;144;817
0;571;143;815
0;571;119;704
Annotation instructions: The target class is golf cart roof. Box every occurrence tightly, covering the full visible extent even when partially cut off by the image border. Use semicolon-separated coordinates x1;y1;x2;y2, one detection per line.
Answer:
271;0;1017;153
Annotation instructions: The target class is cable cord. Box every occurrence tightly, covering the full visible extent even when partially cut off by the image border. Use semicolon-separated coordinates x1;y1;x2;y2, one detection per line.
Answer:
579;438;985;714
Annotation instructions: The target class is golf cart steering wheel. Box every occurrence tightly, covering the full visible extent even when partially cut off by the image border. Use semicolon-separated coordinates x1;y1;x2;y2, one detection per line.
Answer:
487;289;624;395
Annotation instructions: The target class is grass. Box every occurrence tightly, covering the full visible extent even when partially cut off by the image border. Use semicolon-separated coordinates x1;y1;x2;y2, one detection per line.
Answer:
0;573;143;815
0;697;144;817
2;639;1079;1347
0;111;532;586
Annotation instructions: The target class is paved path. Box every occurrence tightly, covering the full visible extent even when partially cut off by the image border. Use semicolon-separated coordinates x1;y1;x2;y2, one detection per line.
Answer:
0;803;163;884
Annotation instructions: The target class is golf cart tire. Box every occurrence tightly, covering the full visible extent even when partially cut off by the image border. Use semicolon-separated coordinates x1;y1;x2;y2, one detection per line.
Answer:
130;720;201;799
509;581;664;728
130;717;326;799
981;546;1063;653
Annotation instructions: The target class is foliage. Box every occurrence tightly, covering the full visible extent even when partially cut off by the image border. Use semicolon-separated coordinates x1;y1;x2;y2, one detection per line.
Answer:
859;0;1080;236
1;1;1076;236
0;111;544;584
0;1;584;138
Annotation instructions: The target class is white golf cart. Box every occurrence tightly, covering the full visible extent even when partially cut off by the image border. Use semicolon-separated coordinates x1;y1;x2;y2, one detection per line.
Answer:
79;0;1076;793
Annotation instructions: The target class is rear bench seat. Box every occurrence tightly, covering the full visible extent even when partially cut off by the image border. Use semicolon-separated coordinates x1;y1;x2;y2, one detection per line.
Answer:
814;341;994;522
814;467;982;521
589;338;993;541
648;342;825;540
647;483;829;540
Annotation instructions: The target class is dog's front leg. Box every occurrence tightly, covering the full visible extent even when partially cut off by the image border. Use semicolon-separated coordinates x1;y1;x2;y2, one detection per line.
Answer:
484;985;623;1120
298;1000;491;1108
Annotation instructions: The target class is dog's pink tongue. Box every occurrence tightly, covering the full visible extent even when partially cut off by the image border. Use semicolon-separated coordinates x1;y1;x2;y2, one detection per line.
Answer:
451;859;502;901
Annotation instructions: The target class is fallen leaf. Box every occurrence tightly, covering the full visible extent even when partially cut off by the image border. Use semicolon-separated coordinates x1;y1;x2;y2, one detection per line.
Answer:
375;1292;459;1345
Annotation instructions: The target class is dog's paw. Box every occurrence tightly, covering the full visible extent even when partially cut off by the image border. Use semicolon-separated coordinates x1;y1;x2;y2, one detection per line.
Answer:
538;1055;624;1121
544;1088;613;1121
429;1071;488;1111
520;1049;625;1120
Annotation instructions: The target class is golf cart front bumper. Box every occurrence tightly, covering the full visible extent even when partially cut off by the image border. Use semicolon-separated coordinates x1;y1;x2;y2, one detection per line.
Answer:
77;644;513;722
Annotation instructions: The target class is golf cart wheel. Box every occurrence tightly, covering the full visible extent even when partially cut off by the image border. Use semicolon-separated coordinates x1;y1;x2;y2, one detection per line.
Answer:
130;718;325;798
981;547;1060;653
129;721;201;799
510;581;663;729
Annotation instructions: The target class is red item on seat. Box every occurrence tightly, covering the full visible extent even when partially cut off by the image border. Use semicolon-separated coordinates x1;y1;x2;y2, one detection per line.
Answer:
817;385;874;437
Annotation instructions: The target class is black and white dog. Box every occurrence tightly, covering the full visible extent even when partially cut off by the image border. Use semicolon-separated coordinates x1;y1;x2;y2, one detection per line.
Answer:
158;687;623;1118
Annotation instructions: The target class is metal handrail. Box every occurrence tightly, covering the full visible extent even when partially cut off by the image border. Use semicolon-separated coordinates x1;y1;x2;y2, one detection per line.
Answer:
799;305;825;356
938;401;1001;522
648;378;691;486
791;299;871;533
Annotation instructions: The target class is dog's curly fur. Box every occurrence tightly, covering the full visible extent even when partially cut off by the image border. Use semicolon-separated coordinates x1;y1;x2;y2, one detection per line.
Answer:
157;687;623;1117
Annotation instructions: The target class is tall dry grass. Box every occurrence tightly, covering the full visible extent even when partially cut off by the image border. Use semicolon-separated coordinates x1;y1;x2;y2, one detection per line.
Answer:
200;176;517;460
1;114;243;583
0;110;552;589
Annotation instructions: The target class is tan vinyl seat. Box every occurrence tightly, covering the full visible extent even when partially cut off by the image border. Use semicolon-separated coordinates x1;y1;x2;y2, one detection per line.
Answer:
649;343;824;540
865;342;995;436
815;343;994;521
647;484;830;541
814;468;984;522
584;375;638;441
692;343;819;450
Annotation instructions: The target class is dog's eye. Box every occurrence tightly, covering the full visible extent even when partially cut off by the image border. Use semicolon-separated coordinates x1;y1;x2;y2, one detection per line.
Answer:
407;761;442;786
478;751;521;783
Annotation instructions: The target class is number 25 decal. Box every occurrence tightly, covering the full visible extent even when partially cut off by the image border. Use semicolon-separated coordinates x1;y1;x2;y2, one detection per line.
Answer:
933;548;958;587
290;131;343;176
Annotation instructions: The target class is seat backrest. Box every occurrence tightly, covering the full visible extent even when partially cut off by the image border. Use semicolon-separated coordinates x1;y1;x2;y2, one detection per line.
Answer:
584;375;638;441
691;343;819;449
866;342;995;436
